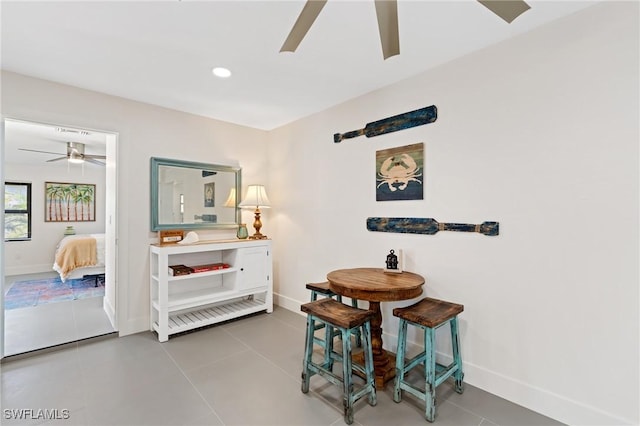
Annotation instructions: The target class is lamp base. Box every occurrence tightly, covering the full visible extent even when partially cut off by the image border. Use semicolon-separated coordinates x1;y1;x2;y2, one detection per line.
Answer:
248;234;268;240
249;208;267;240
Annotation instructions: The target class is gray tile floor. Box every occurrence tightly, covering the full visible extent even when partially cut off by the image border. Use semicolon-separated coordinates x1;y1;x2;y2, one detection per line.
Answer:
1;306;564;426
3;273;115;356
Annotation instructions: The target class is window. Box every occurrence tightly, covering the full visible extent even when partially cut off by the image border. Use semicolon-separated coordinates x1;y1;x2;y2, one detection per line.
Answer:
4;182;32;241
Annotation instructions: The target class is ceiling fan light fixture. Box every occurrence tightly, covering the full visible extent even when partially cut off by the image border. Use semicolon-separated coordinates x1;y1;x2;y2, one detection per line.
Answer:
68;149;84;163
19;141;106;166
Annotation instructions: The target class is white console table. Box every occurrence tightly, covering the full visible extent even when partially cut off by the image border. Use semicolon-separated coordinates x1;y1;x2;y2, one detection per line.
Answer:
150;239;272;342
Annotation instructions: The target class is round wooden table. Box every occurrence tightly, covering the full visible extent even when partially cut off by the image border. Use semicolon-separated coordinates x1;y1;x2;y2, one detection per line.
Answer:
327;267;425;389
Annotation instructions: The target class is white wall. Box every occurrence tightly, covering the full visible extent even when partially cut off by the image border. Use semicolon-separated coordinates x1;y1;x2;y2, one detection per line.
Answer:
1;70;270;337
4;162;106;275
268;2;638;425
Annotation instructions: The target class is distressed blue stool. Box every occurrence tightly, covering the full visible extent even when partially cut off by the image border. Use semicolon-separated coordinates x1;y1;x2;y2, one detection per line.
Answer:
393;297;464;422
306;282;362;347
301;298;377;425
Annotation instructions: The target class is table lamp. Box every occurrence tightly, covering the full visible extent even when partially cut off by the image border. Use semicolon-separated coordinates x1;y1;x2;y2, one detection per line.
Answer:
239;184;271;239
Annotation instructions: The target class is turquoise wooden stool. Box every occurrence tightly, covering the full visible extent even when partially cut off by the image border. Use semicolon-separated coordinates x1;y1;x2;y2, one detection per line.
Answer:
301;298;377;425
393;297;464;422
306;282;362;347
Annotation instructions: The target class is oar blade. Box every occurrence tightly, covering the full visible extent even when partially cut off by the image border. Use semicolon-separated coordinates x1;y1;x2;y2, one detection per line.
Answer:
367;217;439;235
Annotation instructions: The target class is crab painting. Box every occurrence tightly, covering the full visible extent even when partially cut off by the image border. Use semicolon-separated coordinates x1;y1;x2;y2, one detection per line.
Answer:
376;153;422;192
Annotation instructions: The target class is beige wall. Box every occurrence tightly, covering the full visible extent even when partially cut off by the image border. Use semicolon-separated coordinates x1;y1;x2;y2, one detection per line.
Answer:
268;2;638;424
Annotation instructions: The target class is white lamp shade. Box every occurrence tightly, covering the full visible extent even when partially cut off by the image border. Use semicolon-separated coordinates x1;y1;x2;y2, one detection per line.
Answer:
239;185;271;208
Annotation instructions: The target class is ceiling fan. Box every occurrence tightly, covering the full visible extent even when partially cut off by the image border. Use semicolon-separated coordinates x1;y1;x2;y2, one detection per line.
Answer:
19;142;106;166
280;0;531;60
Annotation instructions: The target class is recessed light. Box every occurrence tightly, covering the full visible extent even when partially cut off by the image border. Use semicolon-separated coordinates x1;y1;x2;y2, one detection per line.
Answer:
212;67;231;78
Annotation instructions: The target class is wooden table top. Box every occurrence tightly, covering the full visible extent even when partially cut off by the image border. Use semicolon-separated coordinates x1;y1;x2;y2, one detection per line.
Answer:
327;267;424;302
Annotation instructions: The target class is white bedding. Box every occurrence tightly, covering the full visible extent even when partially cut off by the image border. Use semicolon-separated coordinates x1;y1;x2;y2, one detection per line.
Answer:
53;233;105;282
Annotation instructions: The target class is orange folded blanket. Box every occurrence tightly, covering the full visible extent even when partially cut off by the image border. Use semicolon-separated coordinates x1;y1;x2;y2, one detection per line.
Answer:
55;237;97;278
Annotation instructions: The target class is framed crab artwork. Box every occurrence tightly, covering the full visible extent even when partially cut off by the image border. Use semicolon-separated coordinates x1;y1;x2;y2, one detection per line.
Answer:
375;142;424;201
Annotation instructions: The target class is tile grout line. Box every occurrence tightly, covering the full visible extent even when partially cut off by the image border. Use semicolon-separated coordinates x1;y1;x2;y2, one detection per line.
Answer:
158;339;227;426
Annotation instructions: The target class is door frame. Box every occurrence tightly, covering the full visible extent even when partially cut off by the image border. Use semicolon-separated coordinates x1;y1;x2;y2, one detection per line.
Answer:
0;117;119;358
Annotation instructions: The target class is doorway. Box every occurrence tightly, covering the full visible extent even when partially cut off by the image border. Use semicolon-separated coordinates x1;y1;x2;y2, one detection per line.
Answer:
1;118;118;357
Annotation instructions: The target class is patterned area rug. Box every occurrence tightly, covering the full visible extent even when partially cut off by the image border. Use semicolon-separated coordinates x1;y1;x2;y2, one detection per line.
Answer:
4;276;104;310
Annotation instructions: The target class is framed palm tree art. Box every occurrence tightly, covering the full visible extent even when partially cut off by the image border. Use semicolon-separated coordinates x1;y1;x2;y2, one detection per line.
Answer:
45;182;96;222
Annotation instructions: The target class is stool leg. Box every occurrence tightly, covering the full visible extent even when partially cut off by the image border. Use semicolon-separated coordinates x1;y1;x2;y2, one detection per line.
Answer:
393;319;408;403
424;327;436;422
350;298;362;347
341;327;354;425
324;318;334;371
301;315;316;394
332;294;345;344
311;291;327;345
450;316;464;394
362;321;377;407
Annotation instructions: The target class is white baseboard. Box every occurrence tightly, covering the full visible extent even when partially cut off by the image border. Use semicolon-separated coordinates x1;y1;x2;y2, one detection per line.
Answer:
116;316;151;338
273;292;302;315
102;296;116;330
5;263;53;276
457;356;632;425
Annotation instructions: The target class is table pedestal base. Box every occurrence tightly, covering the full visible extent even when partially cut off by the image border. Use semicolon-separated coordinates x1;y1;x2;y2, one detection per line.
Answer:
326;269;425;390
353;350;396;389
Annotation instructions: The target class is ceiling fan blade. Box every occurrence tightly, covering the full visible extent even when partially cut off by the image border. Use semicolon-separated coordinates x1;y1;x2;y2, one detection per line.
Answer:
85;158;105;166
374;0;400;60
46;156;68;162
84;154;107;160
477;0;530;23
280;0;328;53
18;148;65;156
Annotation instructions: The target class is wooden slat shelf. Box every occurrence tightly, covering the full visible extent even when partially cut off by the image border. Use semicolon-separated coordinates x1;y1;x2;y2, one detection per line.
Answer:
153;298;267;335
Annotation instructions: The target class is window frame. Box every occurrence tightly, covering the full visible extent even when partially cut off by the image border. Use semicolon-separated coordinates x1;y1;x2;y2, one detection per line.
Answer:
4;181;32;242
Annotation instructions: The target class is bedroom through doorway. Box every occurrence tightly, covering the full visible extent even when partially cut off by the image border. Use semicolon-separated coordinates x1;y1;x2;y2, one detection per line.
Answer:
1;119;118;357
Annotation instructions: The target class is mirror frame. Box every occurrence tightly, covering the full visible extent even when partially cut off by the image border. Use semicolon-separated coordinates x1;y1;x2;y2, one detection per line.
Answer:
150;157;241;231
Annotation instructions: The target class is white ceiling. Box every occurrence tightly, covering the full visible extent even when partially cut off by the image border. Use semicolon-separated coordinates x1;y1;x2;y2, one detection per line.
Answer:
1;0;600;162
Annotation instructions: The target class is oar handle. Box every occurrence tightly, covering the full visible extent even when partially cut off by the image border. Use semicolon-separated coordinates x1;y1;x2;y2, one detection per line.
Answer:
334;128;365;143
440;221;499;236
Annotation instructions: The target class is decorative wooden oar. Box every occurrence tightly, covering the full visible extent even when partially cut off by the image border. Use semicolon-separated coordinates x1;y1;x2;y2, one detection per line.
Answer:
366;217;499;236
334;105;437;143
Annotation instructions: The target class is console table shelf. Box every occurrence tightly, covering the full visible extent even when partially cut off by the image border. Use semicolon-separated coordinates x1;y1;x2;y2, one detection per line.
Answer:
151;266;240;282
152;297;267;336
150;239;272;342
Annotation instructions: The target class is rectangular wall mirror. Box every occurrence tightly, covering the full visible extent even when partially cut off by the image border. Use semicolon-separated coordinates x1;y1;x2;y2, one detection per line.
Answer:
150;157;241;231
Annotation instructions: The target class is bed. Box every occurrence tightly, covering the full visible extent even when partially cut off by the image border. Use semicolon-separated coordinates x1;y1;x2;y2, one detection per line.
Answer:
53;233;105;283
